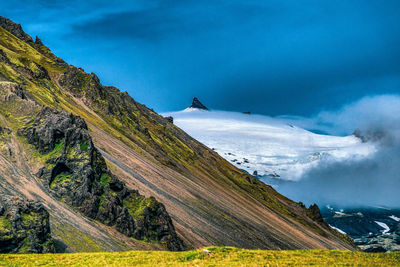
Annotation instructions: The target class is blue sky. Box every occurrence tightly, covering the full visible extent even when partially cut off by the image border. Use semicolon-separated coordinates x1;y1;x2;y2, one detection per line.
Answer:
2;0;400;115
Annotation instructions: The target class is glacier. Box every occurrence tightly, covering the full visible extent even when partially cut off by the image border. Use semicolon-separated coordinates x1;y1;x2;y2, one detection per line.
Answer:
164;109;376;182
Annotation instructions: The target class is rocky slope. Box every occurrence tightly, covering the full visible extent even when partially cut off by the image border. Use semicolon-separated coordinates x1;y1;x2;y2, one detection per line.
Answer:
20;107;183;251
0;196;54;253
0;16;356;252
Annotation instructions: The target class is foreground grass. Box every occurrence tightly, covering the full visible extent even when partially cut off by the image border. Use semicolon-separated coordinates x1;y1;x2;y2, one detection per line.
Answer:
1;247;399;267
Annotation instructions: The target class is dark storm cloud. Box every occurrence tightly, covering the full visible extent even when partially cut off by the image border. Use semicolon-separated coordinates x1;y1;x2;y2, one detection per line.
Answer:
71;1;278;41
66;0;400;114
1;1;400;114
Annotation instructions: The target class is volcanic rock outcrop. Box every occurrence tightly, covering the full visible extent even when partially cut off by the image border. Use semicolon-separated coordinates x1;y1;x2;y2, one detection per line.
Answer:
19;107;184;251
0;196;55;253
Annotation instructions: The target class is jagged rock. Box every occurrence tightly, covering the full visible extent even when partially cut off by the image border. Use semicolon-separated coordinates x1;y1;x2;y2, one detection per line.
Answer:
34;36;44;46
19;107;184;250
189;97;209;110
115;208;135;237
59;66;89;97
165;116;174;124
10;84;27;99
0;16;33;44
131;195;183;251
308;204;325;224
0;196;54;253
0;82;30;102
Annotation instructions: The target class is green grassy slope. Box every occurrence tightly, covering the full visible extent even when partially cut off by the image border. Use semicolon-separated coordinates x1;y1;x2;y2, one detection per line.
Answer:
1;247;399;267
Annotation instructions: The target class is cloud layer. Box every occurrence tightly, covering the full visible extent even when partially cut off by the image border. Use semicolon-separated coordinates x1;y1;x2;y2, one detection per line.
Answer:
279;95;400;208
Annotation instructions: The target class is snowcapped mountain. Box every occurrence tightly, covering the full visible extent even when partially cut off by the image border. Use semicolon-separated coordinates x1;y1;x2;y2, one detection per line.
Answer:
163;109;376;182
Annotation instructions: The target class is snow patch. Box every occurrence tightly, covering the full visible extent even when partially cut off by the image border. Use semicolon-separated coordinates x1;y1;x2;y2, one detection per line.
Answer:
389;215;400;222
375;221;390;234
329;225;346;234
183;107;209;112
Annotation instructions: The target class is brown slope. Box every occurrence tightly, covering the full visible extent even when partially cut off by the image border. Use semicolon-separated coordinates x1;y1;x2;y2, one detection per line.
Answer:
0;17;355;251
87;116;354;250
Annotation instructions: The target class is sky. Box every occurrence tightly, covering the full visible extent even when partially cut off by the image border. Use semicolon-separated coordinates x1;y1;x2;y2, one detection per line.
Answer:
1;0;400;115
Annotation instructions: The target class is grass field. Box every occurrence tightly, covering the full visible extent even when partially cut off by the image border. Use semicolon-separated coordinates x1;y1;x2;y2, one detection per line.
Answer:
1;247;399;266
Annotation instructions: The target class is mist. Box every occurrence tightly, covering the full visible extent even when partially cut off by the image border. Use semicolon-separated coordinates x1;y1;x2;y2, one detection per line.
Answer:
278;95;400;208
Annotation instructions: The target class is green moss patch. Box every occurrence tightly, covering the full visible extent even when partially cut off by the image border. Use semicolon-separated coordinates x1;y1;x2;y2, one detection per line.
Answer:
20;212;39;227
0;217;12;237
50;173;72;189
99;173;111;186
80;141;88;152
123;195;157;219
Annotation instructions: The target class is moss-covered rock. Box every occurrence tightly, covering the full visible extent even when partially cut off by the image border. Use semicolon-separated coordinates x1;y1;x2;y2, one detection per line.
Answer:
0;196;55;253
19;107;184;251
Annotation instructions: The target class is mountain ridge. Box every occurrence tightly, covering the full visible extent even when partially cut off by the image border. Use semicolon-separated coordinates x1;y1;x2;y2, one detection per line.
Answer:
0;16;355;252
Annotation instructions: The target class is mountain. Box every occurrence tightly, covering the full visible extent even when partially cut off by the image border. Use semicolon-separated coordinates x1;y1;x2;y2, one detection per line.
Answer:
186;97;209;111
0;16;355;253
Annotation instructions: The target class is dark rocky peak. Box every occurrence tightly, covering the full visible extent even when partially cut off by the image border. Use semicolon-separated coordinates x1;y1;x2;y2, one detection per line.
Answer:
0;16;33;44
307;203;325;224
0;195;55;253
34;36;44;46
165;116;174;124
189;97;209;110
89;72;101;84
